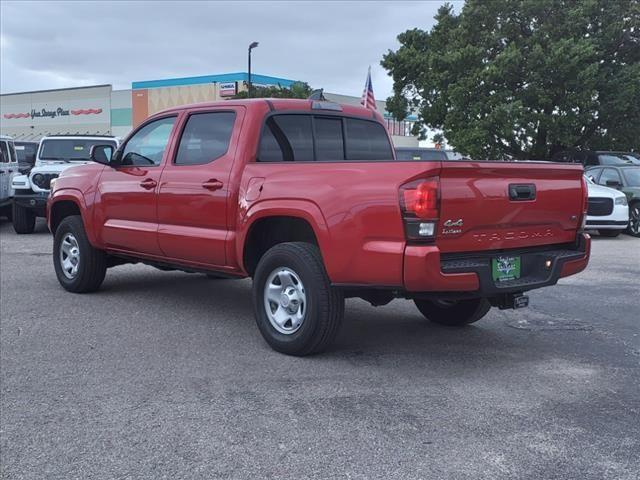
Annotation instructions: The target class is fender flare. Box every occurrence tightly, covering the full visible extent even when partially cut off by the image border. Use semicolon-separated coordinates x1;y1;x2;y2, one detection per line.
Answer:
48;188;97;245
235;198;332;274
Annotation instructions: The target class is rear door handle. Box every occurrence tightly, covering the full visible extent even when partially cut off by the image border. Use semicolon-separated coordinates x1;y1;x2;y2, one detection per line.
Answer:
202;179;223;191
140;178;157;190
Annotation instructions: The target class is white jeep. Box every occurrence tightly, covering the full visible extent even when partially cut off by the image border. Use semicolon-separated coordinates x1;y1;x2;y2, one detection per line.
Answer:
11;135;118;234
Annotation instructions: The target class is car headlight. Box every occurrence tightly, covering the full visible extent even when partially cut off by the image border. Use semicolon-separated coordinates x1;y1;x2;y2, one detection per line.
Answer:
32;173;45;188
615;196;627;206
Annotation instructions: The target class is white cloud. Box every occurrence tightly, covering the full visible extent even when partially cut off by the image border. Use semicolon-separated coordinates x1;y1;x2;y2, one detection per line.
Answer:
0;1;463;99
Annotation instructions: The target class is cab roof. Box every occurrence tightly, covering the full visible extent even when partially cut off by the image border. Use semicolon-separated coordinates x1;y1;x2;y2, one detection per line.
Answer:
157;98;382;120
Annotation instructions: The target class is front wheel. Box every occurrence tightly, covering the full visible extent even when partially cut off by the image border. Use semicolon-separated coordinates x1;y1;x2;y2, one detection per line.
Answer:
627;203;640;237
53;215;107;293
598;229;622;238
252;242;344;356
414;298;491;326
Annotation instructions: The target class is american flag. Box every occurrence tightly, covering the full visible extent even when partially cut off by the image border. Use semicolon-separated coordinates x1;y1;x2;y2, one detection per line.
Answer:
360;66;377;110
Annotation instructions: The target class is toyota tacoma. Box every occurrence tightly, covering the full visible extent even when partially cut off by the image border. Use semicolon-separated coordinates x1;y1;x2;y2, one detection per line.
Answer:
47;99;590;355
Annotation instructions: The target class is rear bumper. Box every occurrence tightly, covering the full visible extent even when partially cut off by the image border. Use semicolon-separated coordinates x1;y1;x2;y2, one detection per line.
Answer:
13;191;48;217
404;233;590;295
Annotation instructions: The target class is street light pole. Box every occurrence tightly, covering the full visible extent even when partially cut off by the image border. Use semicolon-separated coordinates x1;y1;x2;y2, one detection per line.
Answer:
248;41;259;98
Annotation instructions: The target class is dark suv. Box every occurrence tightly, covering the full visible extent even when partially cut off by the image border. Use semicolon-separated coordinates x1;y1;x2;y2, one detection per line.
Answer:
552;150;640;167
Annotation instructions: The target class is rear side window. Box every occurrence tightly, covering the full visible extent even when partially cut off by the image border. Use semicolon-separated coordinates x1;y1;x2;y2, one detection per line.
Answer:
315;117;345;161
259;115;313;162
175;112;235;165
344;118;393;161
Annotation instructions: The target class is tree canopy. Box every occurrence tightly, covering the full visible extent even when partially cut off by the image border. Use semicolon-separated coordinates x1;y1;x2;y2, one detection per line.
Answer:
234;81;313;99
382;0;640;159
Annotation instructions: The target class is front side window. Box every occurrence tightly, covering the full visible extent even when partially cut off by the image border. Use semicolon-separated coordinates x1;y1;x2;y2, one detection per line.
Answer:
259;115;313;162
40;139;117;162
175;112;236;165
121;116;176;167
598;168;622;186
344;118;394;161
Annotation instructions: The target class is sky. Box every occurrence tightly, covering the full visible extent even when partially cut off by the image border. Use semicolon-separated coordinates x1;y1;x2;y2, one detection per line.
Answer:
0;1;462;100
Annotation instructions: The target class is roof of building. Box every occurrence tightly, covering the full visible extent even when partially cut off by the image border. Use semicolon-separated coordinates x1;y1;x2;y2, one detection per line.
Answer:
132;72;299;90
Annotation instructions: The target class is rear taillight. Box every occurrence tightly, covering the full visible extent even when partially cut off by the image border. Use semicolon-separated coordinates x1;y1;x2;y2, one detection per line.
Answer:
399;177;440;242
579;175;589;232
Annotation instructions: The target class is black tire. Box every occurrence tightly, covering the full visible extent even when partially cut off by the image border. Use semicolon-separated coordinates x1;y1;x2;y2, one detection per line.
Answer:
12;203;36;234
627;203;640;237
1;205;13;221
598;229;622;237
53;215;106;293
414;298;491;326
252;242;344;356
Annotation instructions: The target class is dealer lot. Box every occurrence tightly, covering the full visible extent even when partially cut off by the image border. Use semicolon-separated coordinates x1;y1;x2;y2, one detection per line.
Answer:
1;220;639;479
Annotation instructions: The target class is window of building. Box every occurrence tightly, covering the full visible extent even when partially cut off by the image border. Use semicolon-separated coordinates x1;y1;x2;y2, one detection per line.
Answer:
175;112;235;165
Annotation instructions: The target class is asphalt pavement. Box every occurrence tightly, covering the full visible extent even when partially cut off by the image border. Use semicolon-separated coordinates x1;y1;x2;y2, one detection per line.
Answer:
1;219;639;479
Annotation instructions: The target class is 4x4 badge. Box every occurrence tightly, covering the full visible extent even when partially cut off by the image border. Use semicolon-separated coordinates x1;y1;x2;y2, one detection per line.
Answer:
443;219;463;227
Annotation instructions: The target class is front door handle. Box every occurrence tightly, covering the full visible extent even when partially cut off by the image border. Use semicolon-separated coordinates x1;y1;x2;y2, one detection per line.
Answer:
140;178;157;190
202;179;223;191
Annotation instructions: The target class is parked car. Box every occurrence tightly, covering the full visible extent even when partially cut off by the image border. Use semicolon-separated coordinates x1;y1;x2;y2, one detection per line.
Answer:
11;135;118;234
47;98;590;356
395;147;447;161
0;135;19;220
552;150;640;166
14;141;39;174
586;165;640;237
584;175;628;237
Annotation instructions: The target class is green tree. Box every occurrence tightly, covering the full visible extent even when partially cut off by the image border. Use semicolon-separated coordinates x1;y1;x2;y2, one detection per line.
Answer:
234;81;313;99
382;0;640;159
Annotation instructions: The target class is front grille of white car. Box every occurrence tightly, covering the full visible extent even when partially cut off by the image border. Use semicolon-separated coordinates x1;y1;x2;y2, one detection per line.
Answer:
587;197;614;216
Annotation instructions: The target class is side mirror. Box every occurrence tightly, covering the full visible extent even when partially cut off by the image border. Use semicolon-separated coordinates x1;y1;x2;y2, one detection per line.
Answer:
90;144;115;166
587;175;595;182
605;179;621;188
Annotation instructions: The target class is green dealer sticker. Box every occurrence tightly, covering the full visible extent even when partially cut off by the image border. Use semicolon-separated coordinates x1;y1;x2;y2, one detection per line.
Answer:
492;256;521;282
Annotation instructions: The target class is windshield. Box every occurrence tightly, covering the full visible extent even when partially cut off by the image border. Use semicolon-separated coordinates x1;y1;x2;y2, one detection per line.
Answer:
597;153;636;165
15;143;37;163
40;139;117;161
622;168;640;187
395;149;447;161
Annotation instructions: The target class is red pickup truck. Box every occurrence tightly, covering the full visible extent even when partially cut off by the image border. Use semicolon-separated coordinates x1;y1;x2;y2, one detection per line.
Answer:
47;98;590;355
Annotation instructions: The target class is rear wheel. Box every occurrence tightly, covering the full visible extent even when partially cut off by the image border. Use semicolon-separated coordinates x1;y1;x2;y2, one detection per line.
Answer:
414;298;491;326
628;203;640;237
53;215;106;293
252;242;344;356
598;229;622;237
12;203;35;234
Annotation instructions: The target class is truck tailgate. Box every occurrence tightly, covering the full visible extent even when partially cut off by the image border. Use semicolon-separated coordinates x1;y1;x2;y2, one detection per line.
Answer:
438;162;584;253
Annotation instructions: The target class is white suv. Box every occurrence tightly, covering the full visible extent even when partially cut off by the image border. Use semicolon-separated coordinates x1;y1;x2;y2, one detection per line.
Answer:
1;135;19;220
584;175;629;237
11;135;118;233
